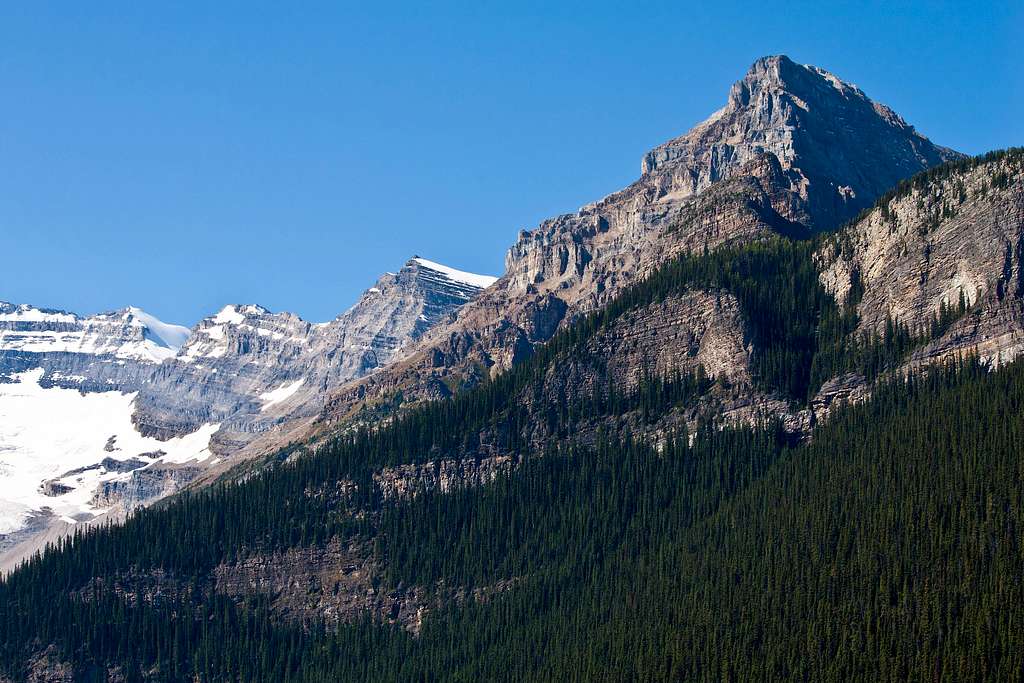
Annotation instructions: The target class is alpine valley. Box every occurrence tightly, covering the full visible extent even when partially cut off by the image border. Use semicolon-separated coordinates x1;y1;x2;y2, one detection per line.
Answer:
2;55;1022;681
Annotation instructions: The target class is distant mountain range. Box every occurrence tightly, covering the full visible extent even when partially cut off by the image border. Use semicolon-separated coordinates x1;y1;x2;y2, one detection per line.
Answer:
0;257;495;560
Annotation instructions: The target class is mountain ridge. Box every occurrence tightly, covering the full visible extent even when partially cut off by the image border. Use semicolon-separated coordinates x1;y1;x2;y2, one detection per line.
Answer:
4;149;1022;673
280;55;962;446
0;303;190;365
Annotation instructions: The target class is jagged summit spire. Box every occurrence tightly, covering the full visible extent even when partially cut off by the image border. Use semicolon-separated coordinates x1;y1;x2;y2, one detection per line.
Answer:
740;55;852;89
743;54;798;80
729;55;872;115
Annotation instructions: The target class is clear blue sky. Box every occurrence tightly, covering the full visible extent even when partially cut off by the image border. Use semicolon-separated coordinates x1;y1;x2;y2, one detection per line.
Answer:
2;2;1020;324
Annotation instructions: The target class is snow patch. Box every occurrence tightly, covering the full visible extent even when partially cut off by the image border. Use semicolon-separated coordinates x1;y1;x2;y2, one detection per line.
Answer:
127;307;190;351
259;379;304;410
213;305;246;325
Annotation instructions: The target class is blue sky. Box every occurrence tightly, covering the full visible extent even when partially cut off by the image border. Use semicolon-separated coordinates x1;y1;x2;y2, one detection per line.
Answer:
2;2;1020;324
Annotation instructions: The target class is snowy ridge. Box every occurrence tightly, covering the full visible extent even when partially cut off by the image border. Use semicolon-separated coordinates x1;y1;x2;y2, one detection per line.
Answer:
411;257;498;289
0;303;191;362
178;304;305;363
0;302;76;324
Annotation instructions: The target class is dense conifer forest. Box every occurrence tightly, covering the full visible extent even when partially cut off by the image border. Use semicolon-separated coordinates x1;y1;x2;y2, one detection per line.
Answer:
1;221;1021;680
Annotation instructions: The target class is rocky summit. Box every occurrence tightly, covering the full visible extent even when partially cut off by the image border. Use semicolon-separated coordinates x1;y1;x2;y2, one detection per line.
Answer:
641;55;963;230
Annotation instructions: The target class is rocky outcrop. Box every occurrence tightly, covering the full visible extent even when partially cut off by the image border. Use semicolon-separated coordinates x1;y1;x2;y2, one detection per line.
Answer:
90;461;204;510
213;540;517;634
73;536;508;636
549;291;750;389
518;289;805;442
818;150;1024;361
374;456;517;500
309;56;956;432
213;540;428;631
811;150;1024;411
810;373;872;423
6;645;76;683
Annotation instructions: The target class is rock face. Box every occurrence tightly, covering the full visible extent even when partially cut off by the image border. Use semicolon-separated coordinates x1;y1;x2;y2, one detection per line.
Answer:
809;150;1024;416
521;290;804;438
311;55;958;430
374;456;517;501
212;540;428;632
642;55;962;230
497;55;959;317
89;461;203;511
818;150;1024;366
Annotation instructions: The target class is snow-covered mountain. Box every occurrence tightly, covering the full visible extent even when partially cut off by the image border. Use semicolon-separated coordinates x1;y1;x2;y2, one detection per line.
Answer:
0;369;218;535
0;304;208;552
0;257;496;561
0;303;189;365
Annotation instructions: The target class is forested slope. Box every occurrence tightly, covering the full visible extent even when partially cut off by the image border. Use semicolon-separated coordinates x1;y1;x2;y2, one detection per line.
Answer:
2;354;1021;680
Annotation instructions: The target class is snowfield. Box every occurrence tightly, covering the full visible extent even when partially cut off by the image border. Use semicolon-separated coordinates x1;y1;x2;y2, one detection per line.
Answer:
0;369;217;535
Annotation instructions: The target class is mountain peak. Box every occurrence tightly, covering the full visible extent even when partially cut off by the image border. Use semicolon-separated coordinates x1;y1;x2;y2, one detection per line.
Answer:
743;54;798;81
641;56;963;230
210;304;271;324
124;307;191;351
736;54;861;101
